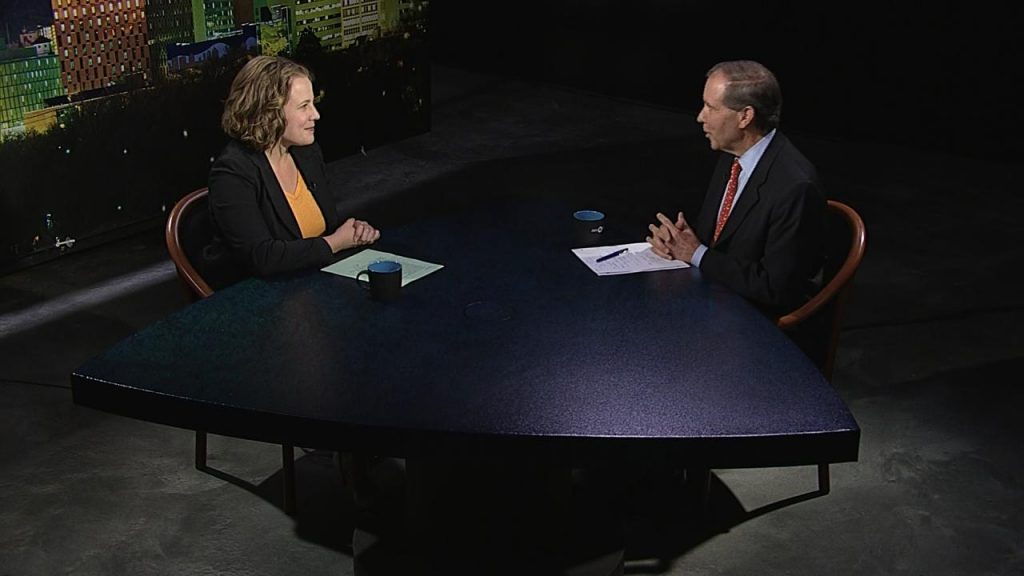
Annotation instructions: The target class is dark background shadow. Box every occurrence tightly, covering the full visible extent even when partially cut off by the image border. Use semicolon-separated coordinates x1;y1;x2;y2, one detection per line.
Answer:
431;1;1024;163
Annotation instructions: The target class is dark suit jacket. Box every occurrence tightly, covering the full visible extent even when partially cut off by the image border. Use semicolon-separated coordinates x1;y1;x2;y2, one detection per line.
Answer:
694;131;825;316
200;140;341;290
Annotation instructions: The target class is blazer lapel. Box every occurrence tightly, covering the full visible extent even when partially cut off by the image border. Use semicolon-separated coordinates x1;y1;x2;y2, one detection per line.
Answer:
714;132;785;245
293;145;338;232
252;148;303;239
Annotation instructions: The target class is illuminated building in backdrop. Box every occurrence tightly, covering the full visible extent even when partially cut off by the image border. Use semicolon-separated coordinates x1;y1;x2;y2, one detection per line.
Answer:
51;0;152;96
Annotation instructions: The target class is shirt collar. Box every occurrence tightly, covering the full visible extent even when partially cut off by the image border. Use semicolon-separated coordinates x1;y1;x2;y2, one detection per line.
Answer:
736;129;776;175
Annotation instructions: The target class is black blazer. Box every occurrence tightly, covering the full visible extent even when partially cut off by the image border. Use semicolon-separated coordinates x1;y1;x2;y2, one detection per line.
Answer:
694;131;825;316
201;140;341;290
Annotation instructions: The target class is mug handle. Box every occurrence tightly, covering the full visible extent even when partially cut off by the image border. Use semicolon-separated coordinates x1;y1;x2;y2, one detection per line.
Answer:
356;269;372;290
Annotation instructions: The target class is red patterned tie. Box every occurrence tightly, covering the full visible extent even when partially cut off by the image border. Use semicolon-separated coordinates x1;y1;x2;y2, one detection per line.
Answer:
713;158;742;244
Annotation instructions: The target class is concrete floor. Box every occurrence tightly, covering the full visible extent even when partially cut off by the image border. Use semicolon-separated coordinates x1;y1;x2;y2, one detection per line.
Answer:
1;65;1022;575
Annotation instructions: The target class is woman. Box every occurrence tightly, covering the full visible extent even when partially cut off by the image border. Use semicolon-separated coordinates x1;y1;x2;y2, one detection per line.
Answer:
202;55;379;289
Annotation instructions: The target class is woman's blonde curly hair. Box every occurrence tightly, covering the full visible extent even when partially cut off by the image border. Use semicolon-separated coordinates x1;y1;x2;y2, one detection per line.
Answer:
221;56;314;151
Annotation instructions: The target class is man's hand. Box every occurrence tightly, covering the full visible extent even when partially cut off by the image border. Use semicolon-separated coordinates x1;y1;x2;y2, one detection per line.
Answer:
646;211;700;262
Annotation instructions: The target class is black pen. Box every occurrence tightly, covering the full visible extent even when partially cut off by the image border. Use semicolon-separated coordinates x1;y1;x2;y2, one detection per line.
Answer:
595;247;628;262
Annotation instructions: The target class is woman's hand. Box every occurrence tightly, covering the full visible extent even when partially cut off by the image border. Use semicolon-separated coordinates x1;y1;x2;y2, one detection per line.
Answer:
324;218;380;253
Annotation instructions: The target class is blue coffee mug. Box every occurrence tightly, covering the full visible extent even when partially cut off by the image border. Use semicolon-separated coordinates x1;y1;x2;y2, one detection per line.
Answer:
356;260;402;301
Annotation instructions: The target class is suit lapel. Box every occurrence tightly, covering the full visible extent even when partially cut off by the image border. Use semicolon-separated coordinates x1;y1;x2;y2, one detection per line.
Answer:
251;147;303;239
714;132;786;246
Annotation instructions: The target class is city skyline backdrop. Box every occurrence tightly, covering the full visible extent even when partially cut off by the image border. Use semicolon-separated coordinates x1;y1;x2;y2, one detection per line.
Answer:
1;0;430;273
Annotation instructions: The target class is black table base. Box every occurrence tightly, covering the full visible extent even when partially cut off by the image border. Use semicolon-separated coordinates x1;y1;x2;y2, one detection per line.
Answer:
352;451;626;576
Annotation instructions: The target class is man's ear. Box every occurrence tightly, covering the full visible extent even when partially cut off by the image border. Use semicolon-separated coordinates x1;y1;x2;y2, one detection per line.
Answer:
737;106;755;129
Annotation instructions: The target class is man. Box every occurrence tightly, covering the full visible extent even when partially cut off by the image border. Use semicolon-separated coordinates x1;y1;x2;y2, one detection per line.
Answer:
647;60;824;317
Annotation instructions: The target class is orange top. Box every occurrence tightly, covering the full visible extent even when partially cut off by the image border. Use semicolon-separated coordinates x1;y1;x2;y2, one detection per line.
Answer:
282;172;326;238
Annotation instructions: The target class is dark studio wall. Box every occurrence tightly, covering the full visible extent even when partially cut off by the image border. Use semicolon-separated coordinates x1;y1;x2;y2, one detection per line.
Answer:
432;1;1023;162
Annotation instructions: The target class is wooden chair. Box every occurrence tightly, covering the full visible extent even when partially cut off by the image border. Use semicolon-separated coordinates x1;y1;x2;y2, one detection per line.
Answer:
777;199;867;493
165;188;215;300
165;187;298;515
688;200;866;512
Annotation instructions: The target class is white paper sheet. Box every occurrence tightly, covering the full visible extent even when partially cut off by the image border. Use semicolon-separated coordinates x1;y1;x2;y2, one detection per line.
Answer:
321;249;443;287
572;242;690;276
